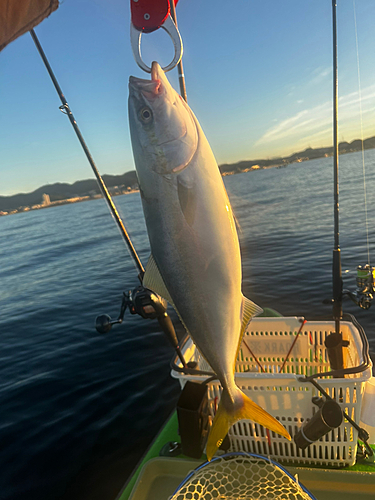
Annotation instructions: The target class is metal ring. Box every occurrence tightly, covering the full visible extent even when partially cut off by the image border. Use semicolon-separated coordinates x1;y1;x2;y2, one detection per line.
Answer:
130;14;183;73
59;104;69;115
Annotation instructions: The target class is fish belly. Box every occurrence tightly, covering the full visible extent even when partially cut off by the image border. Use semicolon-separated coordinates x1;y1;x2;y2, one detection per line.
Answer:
141;128;242;379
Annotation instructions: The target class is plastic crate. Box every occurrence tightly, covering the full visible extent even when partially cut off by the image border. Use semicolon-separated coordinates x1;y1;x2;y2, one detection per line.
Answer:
171;317;372;467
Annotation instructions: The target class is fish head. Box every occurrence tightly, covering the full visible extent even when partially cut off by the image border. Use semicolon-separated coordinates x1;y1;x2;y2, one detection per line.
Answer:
128;62;198;177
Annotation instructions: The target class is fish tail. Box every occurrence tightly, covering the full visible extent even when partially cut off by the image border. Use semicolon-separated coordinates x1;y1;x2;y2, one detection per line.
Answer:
206;388;291;461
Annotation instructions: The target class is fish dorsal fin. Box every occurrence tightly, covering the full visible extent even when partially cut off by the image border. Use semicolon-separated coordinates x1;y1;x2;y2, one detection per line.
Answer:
143;254;174;307
241;295;263;337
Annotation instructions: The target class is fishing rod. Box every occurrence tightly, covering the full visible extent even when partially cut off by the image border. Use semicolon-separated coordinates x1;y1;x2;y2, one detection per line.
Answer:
322;0;345;375
331;0;343;333
169;0;187;102
323;2;374;377
30;28;187;367
324;2;375;316
29;29;144;281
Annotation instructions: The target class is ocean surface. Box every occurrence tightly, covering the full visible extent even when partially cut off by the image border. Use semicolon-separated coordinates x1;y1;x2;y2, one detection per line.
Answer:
1;150;375;500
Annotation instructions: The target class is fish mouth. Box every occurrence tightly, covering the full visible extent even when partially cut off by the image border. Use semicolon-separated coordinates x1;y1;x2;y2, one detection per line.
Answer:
150;61;162;81
129;62;162;97
129;76;161;96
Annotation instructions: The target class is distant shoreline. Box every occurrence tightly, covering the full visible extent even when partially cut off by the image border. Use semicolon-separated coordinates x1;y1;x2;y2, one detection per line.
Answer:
0;188;139;217
218;135;375;177
1;135;374;216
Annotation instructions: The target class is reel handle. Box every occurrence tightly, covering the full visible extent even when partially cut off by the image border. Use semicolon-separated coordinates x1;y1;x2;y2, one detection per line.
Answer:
95;314;123;334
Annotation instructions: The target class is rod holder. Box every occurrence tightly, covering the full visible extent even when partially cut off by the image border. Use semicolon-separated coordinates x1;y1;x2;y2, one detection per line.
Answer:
324;332;349;374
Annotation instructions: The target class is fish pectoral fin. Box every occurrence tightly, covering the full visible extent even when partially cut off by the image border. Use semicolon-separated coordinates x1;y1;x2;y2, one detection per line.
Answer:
143;254;174;307
206;389;291;461
177;174;197;227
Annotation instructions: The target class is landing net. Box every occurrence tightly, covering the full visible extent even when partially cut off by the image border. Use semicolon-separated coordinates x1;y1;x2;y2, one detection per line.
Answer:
169;452;316;500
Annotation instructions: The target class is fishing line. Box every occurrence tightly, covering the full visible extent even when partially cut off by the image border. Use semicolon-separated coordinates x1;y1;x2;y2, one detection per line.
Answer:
353;0;371;266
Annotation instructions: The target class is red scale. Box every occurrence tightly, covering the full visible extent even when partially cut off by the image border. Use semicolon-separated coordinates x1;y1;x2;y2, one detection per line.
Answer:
131;0;179;33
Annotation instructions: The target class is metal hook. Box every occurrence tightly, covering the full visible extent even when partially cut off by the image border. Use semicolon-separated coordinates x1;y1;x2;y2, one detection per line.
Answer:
130;14;183;73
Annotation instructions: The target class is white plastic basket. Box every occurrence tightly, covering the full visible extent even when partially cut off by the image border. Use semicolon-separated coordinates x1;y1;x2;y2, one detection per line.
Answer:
171;317;372;467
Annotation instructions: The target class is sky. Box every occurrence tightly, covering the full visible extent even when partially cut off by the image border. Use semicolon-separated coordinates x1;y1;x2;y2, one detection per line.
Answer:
1;0;375;196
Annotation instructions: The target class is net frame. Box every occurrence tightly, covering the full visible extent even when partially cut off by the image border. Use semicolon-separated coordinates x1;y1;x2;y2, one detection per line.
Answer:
169;452;317;500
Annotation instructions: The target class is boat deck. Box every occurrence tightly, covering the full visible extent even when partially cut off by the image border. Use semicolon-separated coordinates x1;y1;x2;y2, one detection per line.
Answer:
118;411;375;500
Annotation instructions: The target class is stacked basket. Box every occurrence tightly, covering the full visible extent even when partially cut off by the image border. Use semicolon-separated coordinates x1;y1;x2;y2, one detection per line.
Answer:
171;317;372;467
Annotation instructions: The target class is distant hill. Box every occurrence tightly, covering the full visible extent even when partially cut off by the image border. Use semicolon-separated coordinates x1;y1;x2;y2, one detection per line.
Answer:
2;135;375;212
0;171;138;212
219;136;375;175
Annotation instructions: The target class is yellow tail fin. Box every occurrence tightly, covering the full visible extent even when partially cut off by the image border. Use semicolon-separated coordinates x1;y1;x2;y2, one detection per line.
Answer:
206;389;291;461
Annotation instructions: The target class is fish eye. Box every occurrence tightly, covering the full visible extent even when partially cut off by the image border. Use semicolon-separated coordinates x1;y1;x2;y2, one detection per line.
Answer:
140;107;153;123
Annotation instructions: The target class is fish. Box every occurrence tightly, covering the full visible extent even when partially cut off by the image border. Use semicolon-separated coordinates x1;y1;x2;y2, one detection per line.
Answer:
128;62;291;460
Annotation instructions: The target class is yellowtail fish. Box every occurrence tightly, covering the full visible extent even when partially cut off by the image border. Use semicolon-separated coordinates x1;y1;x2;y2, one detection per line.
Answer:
128;62;291;460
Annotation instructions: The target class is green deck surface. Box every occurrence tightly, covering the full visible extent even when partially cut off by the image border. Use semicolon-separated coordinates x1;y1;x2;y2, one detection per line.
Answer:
118;410;375;500
117;412;201;500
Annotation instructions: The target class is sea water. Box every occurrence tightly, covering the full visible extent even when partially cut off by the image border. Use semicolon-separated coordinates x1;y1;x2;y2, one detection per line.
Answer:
0;150;374;500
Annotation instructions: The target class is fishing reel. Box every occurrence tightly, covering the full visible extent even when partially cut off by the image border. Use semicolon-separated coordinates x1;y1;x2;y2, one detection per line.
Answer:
95;286;188;367
324;264;375;310
96;286;169;333
344;264;375;310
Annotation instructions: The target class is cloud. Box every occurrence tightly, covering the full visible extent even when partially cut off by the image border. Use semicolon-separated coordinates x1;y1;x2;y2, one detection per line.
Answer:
255;84;375;148
310;67;332;85
256;103;329;145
